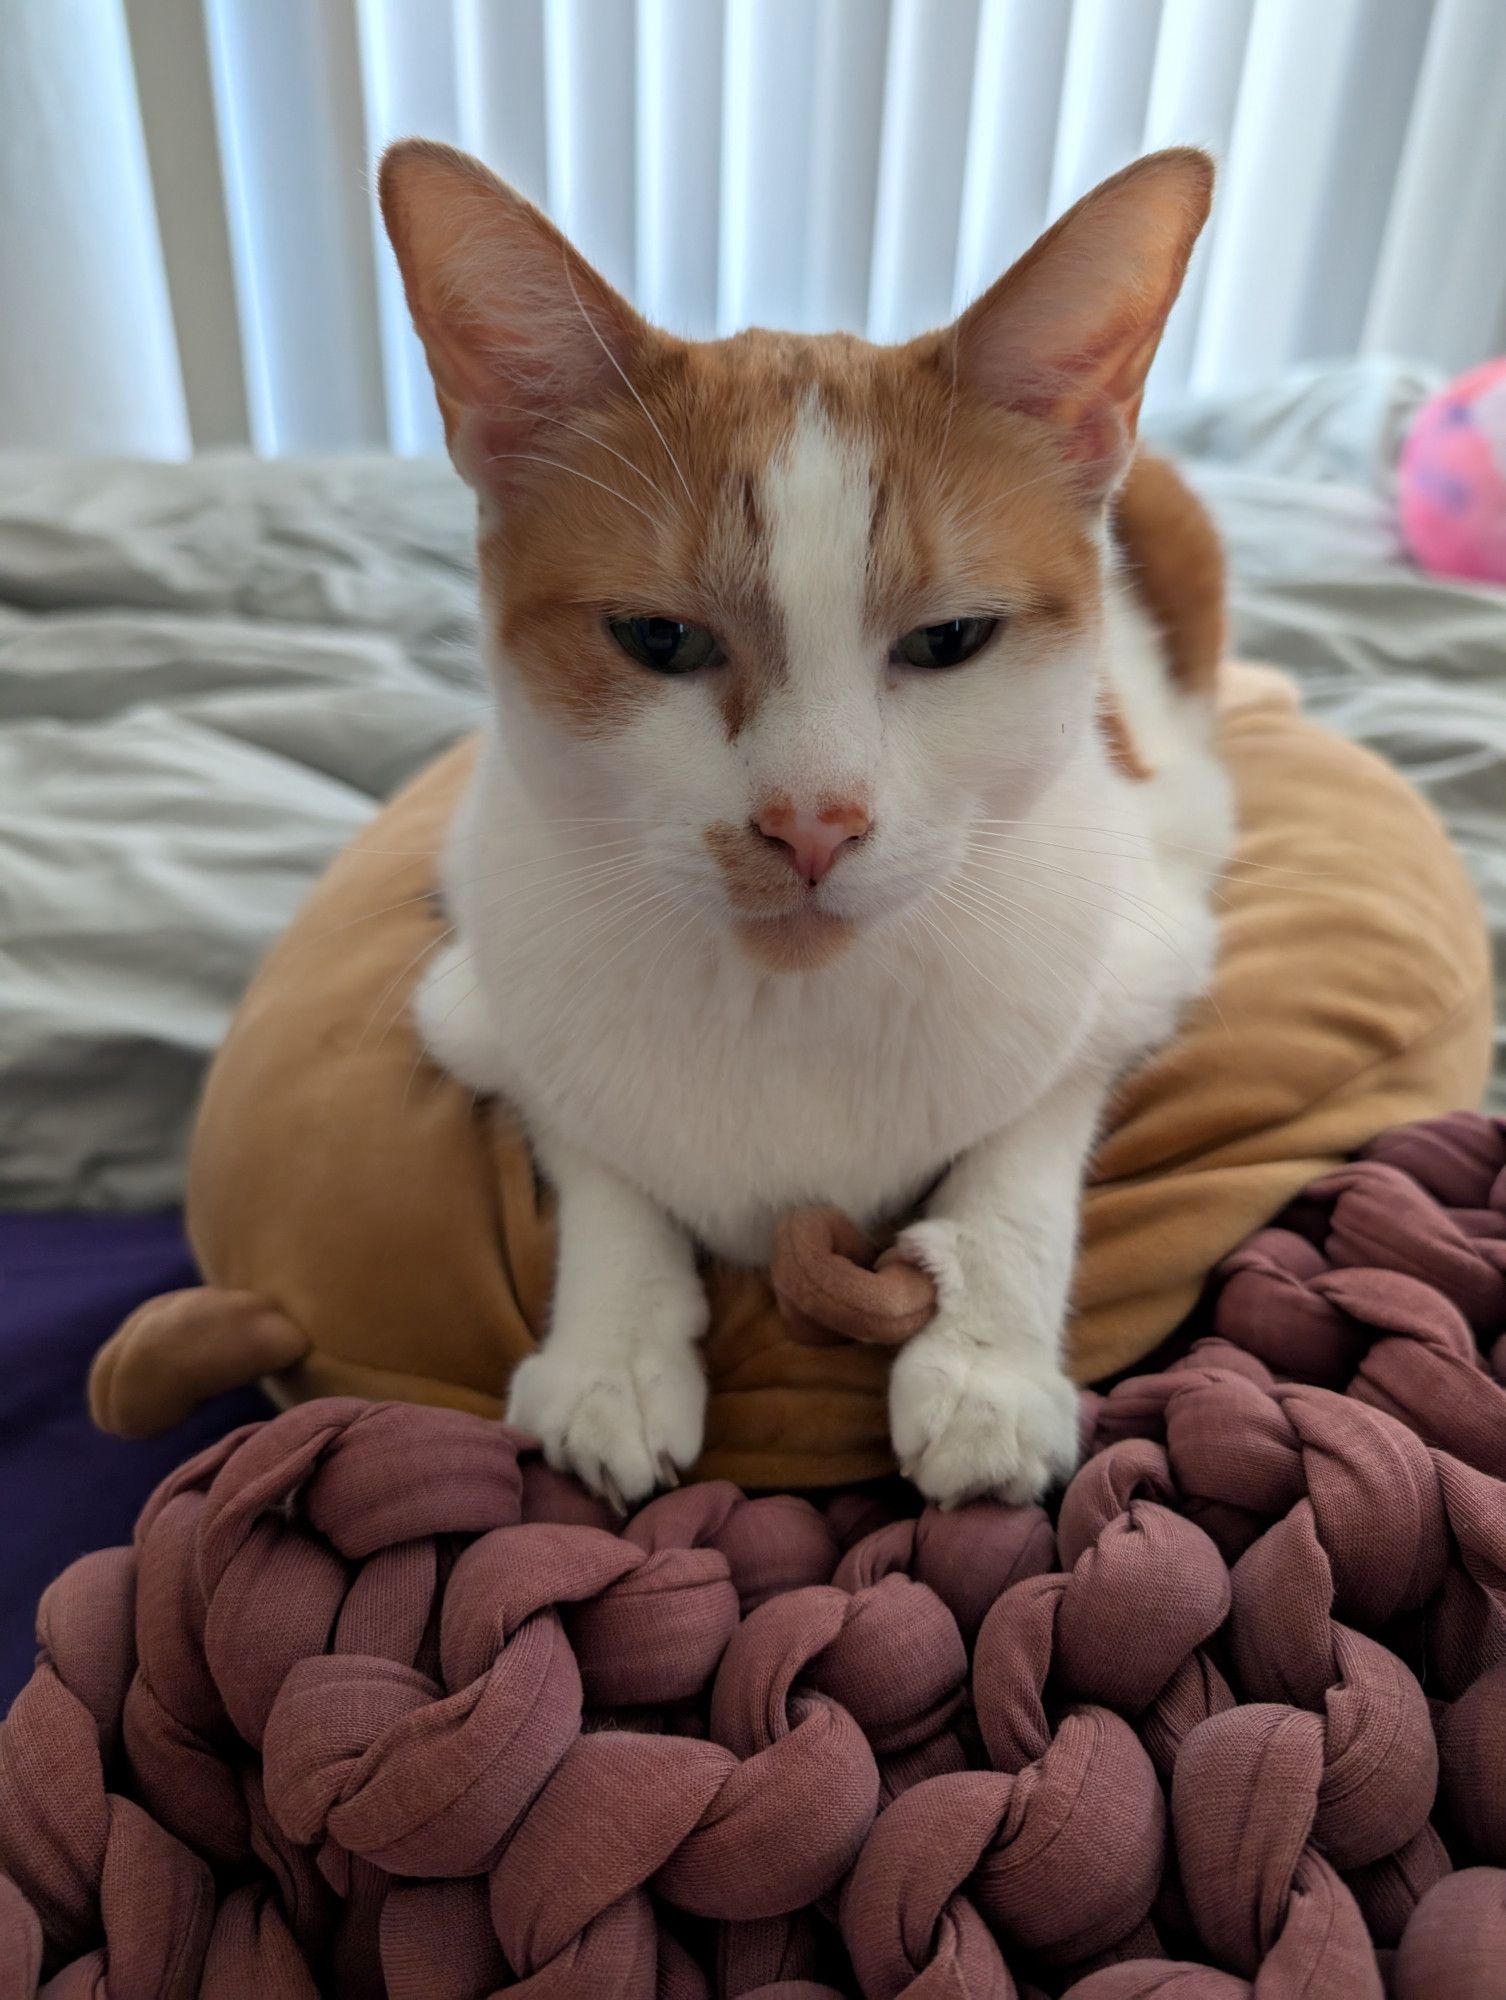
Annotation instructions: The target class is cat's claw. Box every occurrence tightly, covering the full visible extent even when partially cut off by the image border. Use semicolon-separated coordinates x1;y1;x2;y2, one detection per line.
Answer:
507;1339;706;1511
889;1322;1080;1510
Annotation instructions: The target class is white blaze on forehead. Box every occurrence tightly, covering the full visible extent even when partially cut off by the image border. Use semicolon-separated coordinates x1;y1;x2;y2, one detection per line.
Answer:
756;399;879;788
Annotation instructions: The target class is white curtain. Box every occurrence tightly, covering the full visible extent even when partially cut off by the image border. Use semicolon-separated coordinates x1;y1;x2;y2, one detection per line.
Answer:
3;0;1505;457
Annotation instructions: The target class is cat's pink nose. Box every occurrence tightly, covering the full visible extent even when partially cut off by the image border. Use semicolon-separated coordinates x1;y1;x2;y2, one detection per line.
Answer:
755;800;871;885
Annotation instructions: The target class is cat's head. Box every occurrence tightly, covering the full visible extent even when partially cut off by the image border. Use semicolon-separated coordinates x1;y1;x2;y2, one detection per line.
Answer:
381;142;1210;971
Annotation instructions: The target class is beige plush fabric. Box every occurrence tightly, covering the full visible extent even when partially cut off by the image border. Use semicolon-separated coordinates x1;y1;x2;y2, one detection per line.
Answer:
95;658;1489;1488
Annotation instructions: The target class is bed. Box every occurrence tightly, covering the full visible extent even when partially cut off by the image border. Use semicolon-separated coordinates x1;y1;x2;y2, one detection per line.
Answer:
2;357;1503;1699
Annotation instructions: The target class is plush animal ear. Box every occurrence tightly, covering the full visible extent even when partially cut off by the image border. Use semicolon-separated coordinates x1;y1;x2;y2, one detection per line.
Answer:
953;148;1213;493
379;139;655;490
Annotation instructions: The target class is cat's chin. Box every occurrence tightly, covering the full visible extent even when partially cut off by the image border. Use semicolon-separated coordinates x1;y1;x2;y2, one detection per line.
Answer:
732;907;859;974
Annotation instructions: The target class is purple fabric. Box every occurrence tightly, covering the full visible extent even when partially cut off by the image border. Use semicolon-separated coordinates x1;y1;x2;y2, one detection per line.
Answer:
0;1212;271;1708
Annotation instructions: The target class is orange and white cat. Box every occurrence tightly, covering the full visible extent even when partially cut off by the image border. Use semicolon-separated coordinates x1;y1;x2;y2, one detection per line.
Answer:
381;141;1232;1512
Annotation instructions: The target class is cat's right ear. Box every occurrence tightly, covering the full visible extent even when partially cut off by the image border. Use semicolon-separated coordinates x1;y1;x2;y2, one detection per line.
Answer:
379;140;652;490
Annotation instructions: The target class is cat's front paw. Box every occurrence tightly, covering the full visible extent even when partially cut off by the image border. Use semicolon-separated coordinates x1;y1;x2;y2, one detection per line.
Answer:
888;1322;1080;1510
507;1336;707;1514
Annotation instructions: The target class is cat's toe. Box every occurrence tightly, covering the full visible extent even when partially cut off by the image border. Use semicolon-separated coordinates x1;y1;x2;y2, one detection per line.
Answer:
507;1342;706;1509
889;1330;1079;1509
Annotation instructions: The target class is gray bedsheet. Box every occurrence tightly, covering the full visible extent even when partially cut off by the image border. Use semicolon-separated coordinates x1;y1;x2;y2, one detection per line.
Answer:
1;360;1502;1210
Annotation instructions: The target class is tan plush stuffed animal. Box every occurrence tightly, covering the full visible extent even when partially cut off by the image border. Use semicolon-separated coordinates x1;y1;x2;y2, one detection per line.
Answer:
91;657;1492;1487
89;452;1492;1483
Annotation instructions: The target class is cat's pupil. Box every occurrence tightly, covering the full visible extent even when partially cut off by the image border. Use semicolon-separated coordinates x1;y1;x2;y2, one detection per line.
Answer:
638;617;683;663
897;614;999;668
926;621;969;665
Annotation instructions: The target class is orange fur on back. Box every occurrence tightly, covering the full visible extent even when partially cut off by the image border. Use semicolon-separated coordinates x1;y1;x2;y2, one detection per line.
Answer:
1112;450;1226;696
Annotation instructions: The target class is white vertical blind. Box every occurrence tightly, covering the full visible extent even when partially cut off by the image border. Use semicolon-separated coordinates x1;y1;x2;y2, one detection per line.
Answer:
718;0;819;333
954;0;1073;307
804;0;892;334
204;0;386;453
867;0;981;344
1192;0;1371;395
0;0;188;455
544;0;637;296
1290;0;1434;365
357;0;461;457
454;0;548;204
636;0;723;336
2;0;1503;457
1365;0;1506;372
123;0;250;448
1049;0;1163;215
1140;0;1255;408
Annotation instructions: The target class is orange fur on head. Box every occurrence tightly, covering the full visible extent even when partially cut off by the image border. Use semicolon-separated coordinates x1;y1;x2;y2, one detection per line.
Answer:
379;139;1217;842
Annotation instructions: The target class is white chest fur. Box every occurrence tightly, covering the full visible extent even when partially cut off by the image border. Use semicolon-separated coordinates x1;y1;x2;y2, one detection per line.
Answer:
421;590;1230;1265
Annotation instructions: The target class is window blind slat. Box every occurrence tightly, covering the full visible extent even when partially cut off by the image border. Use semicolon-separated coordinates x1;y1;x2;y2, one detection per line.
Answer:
1365;0;1506;372
455;0;549;204
1049;0;1164;216
637;0;723;336
357;0;460;456
12;0;1506;458
1287;0;1432;369
0;0;187;454
1190;0;1367;395
122;0;249;449
868;0;981;343
204;0;385;453
1140;0;1254;408
718;0;819;334
544;0;636;296
954;0;1072;308
804;0;891;334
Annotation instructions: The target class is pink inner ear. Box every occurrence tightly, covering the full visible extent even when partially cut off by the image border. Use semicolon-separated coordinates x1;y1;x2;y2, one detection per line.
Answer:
383;142;653;497
950;152;1210;487
415;272;645;496
1003;368;1129;489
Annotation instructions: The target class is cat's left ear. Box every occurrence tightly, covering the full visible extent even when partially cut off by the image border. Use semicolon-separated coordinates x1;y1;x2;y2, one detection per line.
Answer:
379;139;657;492
951;148;1213;494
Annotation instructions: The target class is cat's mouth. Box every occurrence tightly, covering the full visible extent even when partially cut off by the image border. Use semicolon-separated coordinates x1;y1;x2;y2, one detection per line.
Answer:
701;816;869;970
733;907;857;973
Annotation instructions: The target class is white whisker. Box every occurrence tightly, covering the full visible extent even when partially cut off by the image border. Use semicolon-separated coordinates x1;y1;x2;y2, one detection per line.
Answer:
959;850;1197;974
481;451;662;529
360;924;455;1055
560;246;696;509
937;877;1129;1003
969;820;1330;882
532;407;667;500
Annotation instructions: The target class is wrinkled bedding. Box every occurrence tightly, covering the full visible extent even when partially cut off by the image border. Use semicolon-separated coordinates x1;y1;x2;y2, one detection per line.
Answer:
1;359;1503;1210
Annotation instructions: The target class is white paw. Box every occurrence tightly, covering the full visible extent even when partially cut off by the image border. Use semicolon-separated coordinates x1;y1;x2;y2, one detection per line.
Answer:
507;1337;707;1513
412;935;502;1092
888;1324;1080;1510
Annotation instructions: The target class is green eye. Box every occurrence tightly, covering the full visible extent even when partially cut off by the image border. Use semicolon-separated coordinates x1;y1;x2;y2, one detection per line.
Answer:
896;616;1000;669
608;616;720;674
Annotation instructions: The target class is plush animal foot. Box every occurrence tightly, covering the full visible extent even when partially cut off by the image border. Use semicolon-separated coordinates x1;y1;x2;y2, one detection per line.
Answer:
507;1334;707;1514
888;1320;1080;1510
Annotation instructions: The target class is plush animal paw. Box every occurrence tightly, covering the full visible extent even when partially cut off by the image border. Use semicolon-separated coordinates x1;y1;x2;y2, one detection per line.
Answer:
507;1336;707;1514
888;1321;1080;1509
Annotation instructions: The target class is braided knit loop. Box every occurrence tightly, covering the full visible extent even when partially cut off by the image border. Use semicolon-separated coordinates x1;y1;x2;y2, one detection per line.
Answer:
1;1110;1504;1995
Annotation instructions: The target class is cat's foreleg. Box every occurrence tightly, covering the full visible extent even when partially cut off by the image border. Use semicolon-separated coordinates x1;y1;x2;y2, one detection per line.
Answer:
887;1070;1103;1508
507;1132;709;1511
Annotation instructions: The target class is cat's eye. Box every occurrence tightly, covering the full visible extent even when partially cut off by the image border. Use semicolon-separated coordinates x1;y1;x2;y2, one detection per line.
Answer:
895;616;1000;669
608;615;720;674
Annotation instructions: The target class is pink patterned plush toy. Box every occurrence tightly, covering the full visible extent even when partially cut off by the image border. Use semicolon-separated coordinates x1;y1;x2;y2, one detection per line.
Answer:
1399;357;1506;584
